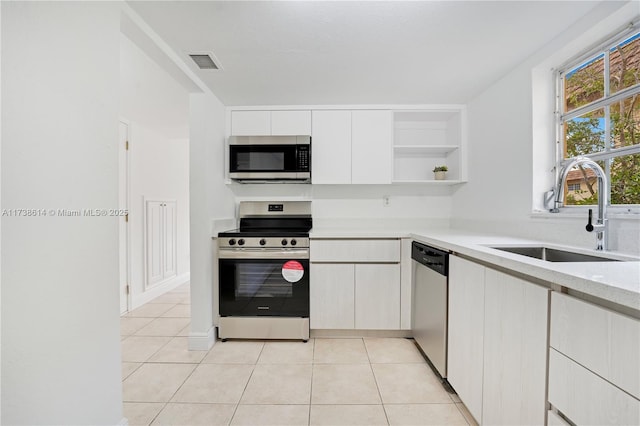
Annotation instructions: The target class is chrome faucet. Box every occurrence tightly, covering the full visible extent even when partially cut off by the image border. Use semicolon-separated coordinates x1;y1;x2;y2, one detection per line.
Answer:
551;156;608;251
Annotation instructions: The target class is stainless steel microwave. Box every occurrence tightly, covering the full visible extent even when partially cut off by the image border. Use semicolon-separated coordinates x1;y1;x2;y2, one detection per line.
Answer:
228;135;311;182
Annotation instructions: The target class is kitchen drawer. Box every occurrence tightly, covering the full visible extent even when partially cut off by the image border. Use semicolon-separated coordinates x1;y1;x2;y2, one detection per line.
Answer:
549;348;640;426
310;239;400;262
551;292;640;399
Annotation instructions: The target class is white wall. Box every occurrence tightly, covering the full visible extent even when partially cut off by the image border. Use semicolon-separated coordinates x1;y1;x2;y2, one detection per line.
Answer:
1;2;123;424
120;34;191;308
229;184;453;229
452;1;640;256
189;93;235;350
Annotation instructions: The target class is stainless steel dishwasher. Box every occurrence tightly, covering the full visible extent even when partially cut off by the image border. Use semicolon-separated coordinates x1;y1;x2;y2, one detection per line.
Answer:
412;241;450;386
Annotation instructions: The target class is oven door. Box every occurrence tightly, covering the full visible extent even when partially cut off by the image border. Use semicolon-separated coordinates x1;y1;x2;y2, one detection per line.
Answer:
219;255;310;317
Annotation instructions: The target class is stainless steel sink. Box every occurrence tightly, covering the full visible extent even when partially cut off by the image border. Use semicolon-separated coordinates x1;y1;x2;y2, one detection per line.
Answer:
490;246;620;262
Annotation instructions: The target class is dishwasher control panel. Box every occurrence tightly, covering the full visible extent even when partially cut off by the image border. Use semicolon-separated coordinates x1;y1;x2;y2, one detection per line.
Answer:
411;242;449;276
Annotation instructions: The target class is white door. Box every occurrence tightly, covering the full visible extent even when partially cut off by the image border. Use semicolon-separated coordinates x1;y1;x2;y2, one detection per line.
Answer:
118;121;130;314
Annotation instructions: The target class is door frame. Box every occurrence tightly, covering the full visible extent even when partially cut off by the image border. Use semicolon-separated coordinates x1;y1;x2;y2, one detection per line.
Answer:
119;119;131;314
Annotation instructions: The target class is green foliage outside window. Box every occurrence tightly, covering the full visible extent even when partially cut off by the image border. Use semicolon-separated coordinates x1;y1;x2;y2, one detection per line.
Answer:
563;32;640;205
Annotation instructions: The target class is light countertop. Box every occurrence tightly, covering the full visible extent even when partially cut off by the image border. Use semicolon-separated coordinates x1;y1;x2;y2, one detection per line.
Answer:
310;227;640;312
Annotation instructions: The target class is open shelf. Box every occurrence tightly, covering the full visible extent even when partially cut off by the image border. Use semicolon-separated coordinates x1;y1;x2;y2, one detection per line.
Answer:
394;145;459;155
392;108;465;183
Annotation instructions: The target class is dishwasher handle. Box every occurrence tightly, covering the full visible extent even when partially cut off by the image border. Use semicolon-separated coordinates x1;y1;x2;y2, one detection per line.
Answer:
412;241;449;276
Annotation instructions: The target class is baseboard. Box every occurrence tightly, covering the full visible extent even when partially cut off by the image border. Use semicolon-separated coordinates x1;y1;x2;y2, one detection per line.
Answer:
130;272;190;310
310;329;413;338
188;326;216;351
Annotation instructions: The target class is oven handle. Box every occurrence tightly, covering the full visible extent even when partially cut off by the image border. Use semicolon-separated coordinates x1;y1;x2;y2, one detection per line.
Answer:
218;249;310;260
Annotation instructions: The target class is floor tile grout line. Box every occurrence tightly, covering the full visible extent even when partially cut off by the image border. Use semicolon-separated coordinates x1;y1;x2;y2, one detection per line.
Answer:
228;341;263;423
146;401;168;426
137;319;198;423
308;339;315;425
364;338;391;425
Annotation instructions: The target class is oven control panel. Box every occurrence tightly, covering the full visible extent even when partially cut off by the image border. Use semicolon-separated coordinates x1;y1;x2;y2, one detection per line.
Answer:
218;237;309;249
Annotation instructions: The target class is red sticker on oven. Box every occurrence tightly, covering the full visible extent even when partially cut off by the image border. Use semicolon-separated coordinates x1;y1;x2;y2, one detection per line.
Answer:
282;260;304;283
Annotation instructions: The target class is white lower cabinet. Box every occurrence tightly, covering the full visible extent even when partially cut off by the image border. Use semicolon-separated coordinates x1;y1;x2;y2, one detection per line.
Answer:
448;256;485;423
310;263;355;329
310;239;402;330
549;349;640;426
448;256;549;425
549;292;640;425
354;264;400;329
482;268;549;426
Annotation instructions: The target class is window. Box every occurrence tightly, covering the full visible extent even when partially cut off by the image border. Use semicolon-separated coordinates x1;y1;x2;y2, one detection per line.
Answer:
557;25;640;206
568;183;581;191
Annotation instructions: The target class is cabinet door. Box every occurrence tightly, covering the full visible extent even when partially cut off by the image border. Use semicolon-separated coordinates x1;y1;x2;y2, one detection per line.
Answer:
351;110;392;184
310;263;355;329
448;256;484;424
549;348;640;426
271;110;311;135
231;111;271;135
355;264;400;330
311;110;352;184
482;269;549;426
551;292;640;400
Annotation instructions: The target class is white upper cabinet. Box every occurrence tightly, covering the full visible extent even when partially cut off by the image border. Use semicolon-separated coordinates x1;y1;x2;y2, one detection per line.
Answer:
311;109;393;184
352;110;393;184
230;111;271;135
231;110;311;136
271;110;312;135
229;106;466;185
311;110;352;184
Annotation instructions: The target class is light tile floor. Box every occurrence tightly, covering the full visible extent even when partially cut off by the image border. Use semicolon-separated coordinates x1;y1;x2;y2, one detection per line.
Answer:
121;282;478;426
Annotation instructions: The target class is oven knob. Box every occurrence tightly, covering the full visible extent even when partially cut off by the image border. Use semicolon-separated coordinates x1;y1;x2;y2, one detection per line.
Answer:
238;239;245;246
259;239;266;246
290;239;297;246
281;239;288;246
228;239;236;246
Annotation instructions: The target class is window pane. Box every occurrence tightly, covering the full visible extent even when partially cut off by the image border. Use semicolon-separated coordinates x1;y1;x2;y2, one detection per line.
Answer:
564;54;604;112
564;162;604;206
611;153;640;204
610;33;640;94
564;108;605;158
610;95;640;149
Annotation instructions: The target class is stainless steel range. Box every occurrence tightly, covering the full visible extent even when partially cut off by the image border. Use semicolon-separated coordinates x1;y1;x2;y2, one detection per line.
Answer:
217;201;312;341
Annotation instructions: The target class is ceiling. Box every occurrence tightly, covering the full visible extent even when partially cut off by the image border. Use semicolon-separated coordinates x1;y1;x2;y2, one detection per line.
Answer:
128;1;610;106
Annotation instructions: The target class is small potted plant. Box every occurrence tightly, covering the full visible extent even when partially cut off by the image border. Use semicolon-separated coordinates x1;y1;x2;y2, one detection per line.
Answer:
433;165;448;180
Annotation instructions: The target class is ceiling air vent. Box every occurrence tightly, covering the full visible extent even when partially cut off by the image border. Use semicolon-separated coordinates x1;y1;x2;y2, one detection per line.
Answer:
189;53;219;70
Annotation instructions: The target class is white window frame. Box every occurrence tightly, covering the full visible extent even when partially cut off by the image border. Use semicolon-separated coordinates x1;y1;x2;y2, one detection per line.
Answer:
555;22;640;212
